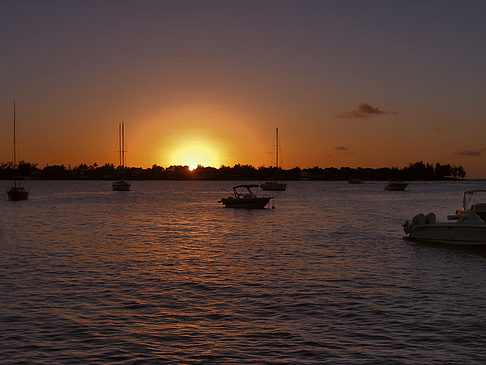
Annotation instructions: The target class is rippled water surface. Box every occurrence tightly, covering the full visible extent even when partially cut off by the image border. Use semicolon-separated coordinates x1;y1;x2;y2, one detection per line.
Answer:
2;180;486;364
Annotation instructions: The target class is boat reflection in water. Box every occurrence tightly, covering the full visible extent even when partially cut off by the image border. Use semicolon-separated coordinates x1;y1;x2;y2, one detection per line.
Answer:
403;190;486;245
219;184;273;209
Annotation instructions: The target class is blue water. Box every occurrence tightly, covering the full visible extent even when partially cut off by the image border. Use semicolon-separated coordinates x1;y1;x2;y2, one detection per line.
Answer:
1;180;486;363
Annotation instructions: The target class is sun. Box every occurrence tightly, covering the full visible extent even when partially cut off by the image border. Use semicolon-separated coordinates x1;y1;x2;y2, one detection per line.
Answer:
167;139;221;168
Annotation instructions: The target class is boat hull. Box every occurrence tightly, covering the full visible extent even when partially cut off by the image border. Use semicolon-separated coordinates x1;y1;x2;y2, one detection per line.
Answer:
406;224;486;245
220;197;271;209
7;187;29;201
385;183;408;191
260;182;287;191
112;181;131;191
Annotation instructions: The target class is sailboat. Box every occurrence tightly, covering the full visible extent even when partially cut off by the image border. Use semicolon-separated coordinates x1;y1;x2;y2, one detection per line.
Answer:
260;127;287;191
7;101;29;201
112;122;131;191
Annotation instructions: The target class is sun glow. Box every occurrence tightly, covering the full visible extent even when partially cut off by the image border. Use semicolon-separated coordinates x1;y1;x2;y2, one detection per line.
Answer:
168;139;221;168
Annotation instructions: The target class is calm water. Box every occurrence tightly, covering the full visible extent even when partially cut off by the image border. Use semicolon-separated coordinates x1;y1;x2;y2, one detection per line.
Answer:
1;180;486;364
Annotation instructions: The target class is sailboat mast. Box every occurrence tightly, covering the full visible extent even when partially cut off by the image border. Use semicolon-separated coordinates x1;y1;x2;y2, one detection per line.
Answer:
122;122;125;168
118;123;121;168
276;127;279;169
13;100;16;166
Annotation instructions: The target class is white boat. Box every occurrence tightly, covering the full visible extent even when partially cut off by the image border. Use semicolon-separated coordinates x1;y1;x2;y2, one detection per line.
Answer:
7;100;29;201
385;179;408;191
260;127;287;191
112;122;131;191
219;185;273;209
403;190;486;245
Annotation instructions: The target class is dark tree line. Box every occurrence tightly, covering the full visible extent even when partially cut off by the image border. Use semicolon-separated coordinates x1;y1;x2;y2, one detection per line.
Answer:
0;160;466;180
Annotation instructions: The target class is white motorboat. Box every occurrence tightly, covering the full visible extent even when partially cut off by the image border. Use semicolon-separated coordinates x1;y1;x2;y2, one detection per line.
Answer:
219;185;273;209
403;190;486;245
260;127;287;191
112;122;131;191
385;179;408;191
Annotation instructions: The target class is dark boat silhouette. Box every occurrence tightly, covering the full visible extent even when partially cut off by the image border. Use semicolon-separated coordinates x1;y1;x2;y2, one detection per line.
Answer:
219;185;273;209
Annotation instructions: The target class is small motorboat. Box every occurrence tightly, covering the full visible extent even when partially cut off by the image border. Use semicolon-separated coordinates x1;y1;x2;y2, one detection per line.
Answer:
219;184;273;209
402;190;486;245
348;178;364;184
385;179;408;191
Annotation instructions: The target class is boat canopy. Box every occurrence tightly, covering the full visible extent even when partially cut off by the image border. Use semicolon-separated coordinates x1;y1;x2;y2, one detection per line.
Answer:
233;184;259;189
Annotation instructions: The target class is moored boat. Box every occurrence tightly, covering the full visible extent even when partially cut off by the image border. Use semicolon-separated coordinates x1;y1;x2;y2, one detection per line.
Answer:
219;184;273;209
403;190;486;245
260;128;287;191
385;179;408;191
112;180;131;191
7;100;29;201
7;184;29;201
112;122;131;191
260;181;287;191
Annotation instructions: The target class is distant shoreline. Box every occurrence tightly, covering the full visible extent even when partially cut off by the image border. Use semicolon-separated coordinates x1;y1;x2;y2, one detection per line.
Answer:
1;161;466;181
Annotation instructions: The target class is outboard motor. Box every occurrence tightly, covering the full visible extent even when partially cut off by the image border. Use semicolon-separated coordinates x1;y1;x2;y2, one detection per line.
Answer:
403;212;432;234
425;212;436;224
402;220;413;234
412;213;426;226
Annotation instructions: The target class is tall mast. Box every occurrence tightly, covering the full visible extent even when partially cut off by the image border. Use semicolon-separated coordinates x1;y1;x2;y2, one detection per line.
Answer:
118;122;122;168
13;100;16;166
122;122;125;168
276;127;279;169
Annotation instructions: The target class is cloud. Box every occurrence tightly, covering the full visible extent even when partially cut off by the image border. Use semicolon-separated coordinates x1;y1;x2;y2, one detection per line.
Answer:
336;102;398;119
454;149;484;157
334;146;353;155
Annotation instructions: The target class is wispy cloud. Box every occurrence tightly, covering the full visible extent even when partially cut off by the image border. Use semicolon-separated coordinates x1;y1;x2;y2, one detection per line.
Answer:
334;146;353;155
455;149;484;157
336;102;398;119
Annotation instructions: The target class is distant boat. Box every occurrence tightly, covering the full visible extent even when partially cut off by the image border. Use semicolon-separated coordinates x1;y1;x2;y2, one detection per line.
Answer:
112;122;131;191
219;184;273;209
7;100;29;201
348;178;364;184
260;127;287;191
385;179;408;191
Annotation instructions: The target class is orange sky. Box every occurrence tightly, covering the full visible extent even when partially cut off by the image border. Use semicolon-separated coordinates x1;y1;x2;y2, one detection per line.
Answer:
2;1;486;177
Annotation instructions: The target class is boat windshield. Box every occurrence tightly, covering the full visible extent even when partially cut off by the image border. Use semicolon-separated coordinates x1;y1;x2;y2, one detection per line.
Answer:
463;190;486;210
233;185;258;198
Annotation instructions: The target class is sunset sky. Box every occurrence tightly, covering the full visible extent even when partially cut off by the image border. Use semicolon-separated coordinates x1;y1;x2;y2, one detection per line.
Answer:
1;0;486;177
